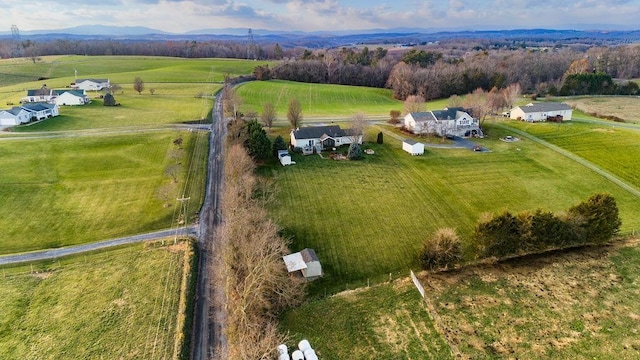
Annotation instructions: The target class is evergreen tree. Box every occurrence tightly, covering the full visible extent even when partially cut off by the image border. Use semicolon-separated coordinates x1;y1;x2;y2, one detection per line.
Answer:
272;135;288;157
347;143;363;160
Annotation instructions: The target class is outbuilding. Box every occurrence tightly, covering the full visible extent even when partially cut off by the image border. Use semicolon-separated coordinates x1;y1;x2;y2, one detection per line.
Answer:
403;139;424;155
283;248;323;281
277;149;293;166
510;102;573;122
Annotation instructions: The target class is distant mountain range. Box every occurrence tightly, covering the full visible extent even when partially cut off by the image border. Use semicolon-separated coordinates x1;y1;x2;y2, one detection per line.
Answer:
1;25;639;48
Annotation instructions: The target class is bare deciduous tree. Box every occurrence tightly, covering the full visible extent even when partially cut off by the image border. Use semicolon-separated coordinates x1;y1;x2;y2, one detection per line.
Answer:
133;76;145;94
164;163;181;183
223;85;242;119
463;88;491;127
260;102;277;130
350;112;367;143
403;94;426;115
287;98;303;129
502;82;522;110
218;144;305;359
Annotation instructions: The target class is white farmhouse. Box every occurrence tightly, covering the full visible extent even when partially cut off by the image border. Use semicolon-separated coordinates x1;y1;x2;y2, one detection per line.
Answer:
72;78;110;91
402;139;424;155
290;125;362;155
54;90;90;106
21;103;59;121
0;107;31;126
510;102;573;122
404;107;482;137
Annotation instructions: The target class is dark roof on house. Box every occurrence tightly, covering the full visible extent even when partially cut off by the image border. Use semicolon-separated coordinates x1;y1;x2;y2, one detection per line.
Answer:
26;88;51;96
292;125;348;139
22;103;55;111
411;107;469;122
4;107;26;115
517;103;572;113
75;78;109;83
410;112;436;122
300;248;319;263
58;90;86;97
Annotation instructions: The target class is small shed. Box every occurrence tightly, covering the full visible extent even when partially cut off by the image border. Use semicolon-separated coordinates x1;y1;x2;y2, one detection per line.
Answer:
277;149;293;166
403;139;424;155
283;248;323;281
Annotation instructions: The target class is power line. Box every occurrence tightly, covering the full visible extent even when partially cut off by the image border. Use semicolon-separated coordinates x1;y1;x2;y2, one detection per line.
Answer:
247;28;257;60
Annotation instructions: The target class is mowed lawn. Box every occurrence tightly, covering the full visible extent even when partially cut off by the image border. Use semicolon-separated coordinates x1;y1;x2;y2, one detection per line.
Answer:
236;80;404;122
268;125;640;293
503;120;640;190
0;130;208;254
280;280;452;360
0;242;192;359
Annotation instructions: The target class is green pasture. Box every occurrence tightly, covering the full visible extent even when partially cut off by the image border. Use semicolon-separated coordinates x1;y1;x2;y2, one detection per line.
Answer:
502;119;640;190
0;241;192;359
280;280;452;360
0;130;208;254
236;80;404;122
8;88;215;132
267;124;640;294
0;55;268;87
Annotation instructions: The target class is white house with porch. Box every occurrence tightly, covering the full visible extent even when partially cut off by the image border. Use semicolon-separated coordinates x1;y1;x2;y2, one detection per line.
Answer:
0;107;31;126
290;125;362;155
21;102;59;121
72;78;110;91
404;107;482;137
510;102;573;122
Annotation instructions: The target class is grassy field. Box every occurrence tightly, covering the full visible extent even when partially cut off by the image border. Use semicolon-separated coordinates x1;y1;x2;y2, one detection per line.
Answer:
422;240;640;359
236;80;404;122
0;241;194;359
0;130;208;254
0;55;269;87
563;96;640;123
280;279;452;360
281;240;640;360
267;123;640;294
501;119;640;190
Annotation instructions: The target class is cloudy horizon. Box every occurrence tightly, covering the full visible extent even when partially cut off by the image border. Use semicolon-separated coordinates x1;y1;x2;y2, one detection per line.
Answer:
2;0;640;34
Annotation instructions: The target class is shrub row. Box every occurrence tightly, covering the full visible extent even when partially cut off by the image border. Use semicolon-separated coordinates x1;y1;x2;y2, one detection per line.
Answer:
420;193;621;271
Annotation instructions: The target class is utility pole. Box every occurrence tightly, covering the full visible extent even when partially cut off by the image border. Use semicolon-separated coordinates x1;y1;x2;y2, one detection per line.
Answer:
175;197;191;244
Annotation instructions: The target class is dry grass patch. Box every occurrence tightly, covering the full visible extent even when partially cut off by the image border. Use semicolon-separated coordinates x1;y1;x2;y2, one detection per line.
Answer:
564;96;640;123
420;239;640;359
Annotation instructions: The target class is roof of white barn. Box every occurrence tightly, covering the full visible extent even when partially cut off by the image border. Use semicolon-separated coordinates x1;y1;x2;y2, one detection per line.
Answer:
517;102;572;113
283;252;307;272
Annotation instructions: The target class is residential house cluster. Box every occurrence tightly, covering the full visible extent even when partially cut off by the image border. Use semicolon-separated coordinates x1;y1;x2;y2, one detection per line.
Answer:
0;80;110;127
403;107;483;138
0;102;59;126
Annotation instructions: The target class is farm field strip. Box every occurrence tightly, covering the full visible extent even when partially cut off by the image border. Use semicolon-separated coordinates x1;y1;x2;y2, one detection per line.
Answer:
0;242;192;359
237;80;403;120
0;130;208;254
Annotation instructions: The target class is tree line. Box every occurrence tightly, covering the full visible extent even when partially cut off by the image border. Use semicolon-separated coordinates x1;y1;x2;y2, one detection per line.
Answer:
420;193;622;272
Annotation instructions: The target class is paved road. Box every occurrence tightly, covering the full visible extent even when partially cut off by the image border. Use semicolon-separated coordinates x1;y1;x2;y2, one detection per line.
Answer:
192;91;226;360
0;226;196;265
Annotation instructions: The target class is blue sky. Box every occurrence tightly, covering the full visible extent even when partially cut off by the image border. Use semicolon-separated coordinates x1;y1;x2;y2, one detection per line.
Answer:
3;0;640;33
